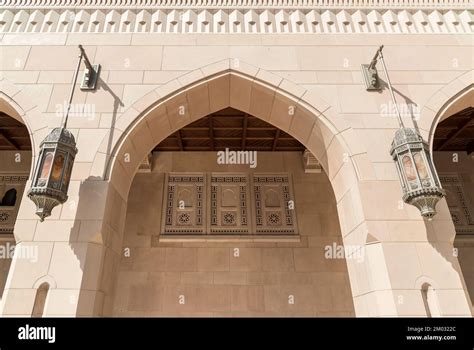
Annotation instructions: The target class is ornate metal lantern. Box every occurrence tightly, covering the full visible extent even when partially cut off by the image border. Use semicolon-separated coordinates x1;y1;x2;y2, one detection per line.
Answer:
28;128;77;221
364;45;445;219
27;45;99;221
390;128;445;218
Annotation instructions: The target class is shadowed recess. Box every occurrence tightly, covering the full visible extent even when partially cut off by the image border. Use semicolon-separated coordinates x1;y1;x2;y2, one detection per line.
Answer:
0;112;32;151
433;107;474;154
153;107;306;152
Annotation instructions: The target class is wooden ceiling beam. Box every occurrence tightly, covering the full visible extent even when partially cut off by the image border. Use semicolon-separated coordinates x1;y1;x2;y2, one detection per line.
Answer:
436;118;473;151
467;140;474;155
0;130;20;150
209;115;215;151
153;108;306;153
0;126;28;130
242;113;248;150
176;130;184;151
272;129;280;151
182;137;276;141
183;126;276;131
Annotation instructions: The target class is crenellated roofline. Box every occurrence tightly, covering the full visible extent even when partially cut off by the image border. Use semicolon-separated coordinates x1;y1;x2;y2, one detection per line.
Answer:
1;0;473;10
0;0;472;34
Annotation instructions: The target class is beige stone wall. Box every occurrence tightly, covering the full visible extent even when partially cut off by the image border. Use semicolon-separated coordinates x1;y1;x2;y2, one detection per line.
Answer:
1;28;472;317
111;152;355;316
434;151;474;314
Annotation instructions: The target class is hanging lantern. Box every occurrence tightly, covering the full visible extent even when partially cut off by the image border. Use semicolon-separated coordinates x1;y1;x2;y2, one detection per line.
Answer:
390;127;445;218
26;45;99;221
28;128;77;221
363;46;445;219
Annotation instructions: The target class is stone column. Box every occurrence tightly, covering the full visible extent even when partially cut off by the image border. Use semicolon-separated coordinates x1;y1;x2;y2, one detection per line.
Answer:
0;179;126;317
333;159;473;316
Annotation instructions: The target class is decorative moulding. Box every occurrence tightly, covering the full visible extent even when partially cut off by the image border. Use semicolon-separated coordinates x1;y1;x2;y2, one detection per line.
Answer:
1;0;471;10
0;5;472;34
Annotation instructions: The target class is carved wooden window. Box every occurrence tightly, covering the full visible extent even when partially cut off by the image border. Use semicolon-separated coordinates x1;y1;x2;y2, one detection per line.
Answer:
253;174;297;235
439;173;474;235
0;174;28;234
161;173;206;235
210;174;250;235
161;172;298;236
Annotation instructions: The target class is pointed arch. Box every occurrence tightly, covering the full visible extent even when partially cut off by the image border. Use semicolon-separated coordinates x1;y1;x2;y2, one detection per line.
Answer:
415;70;473;155
91;59;359;205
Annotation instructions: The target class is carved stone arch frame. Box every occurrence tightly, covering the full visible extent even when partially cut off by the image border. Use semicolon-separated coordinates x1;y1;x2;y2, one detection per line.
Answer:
92;59;365;206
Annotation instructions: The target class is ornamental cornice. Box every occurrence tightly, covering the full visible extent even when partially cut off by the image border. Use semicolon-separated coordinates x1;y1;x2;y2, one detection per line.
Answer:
0;1;472;34
1;0;472;10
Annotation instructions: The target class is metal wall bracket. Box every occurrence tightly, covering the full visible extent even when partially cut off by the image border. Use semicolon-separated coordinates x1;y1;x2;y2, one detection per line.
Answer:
80;64;101;90
361;64;381;91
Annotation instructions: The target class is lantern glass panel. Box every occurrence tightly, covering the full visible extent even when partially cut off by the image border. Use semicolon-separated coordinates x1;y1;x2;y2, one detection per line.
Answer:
50;152;66;189
402;154;416;182
37;151;54;187
51;153;65;182
429;161;441;187
414;152;429;180
62;157;73;192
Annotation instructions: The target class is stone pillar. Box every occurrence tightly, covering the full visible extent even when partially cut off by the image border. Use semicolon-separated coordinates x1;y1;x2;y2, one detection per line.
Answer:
318;117;473;317
0;179;126;317
335;168;473;316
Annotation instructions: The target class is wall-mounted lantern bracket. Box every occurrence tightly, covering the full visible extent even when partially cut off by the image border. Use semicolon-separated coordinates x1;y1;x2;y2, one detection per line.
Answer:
361;63;380;91
79;45;101;90
361;45;384;91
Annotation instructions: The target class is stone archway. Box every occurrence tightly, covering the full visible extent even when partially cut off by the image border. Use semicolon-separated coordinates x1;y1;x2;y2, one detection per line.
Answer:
114;105;356;316
428;85;473;155
98;63;366;237
414;69;473;147
93;61;371;316
0;90;35;310
95;60;362;225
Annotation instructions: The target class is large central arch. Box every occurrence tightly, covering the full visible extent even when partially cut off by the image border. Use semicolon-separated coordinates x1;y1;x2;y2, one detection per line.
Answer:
91;60;371;315
93;60;360;206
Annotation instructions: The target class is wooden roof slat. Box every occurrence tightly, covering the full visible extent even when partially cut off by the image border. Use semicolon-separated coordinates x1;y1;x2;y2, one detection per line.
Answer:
0;112;31;150
434;107;474;152
153;107;305;153
0;130;20;150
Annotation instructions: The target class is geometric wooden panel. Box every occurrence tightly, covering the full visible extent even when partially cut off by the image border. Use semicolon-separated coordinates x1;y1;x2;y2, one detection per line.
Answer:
252;174;298;235
210;174;251;235
160;173;206;235
439;173;474;235
0;174;29;234
160;172;298;236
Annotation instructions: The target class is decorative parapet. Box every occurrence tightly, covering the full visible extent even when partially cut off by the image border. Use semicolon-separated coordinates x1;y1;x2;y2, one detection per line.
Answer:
0;0;472;33
2;0;472;10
